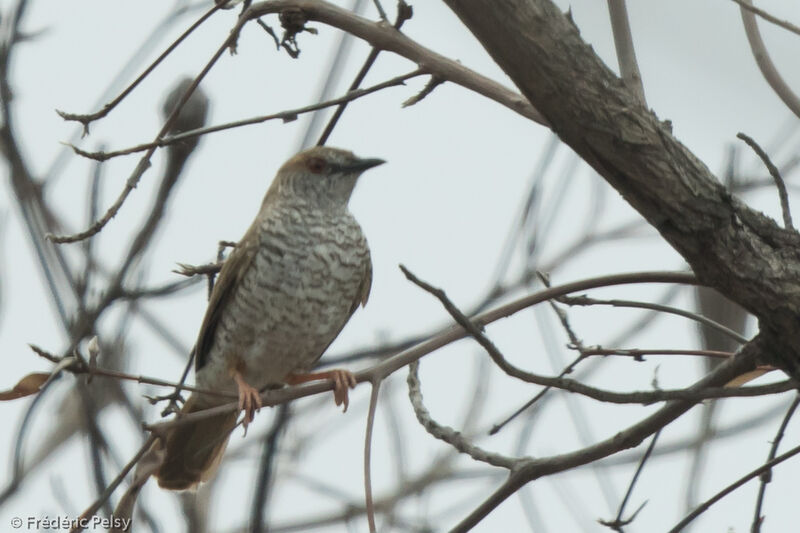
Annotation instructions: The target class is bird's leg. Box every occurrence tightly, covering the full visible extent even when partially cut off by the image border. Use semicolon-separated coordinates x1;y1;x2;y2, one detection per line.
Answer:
285;369;357;412
231;369;262;430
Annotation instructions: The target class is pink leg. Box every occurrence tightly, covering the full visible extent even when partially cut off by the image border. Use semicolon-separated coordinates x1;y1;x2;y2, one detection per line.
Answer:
286;369;357;412
232;370;262;431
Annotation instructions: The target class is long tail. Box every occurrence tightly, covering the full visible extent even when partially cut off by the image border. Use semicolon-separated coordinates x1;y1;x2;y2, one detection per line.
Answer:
155;394;238;490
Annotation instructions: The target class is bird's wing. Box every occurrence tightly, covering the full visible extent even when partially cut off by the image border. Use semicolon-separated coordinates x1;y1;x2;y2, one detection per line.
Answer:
311;249;372;368
354;249;372;313
195;223;259;371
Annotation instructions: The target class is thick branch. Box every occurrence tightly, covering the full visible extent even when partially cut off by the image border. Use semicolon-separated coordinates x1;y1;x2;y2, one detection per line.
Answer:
441;0;800;376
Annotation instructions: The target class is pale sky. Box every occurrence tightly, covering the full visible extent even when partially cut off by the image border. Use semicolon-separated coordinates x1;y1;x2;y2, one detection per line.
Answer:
1;1;799;532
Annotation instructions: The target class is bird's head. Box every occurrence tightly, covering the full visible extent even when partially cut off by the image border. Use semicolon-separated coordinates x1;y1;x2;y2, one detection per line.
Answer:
269;146;385;209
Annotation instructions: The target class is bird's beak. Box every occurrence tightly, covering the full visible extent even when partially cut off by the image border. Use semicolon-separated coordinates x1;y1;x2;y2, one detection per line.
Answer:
339;157;386;173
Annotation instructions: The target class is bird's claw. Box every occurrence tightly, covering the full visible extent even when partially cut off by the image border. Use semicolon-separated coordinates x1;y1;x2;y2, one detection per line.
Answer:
233;372;262;434
330;369;357;412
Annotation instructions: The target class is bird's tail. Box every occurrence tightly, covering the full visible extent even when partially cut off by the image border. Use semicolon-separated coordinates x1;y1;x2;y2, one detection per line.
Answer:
155;394;238;490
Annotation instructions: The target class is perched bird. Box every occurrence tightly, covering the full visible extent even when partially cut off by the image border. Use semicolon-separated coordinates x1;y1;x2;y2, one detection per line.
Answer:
155;146;384;490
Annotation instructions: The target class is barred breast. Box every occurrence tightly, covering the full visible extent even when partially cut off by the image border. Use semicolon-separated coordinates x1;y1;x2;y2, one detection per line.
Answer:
195;204;370;399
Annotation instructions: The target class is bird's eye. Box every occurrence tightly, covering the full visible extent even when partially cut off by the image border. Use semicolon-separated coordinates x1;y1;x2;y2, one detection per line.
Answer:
307;157;327;174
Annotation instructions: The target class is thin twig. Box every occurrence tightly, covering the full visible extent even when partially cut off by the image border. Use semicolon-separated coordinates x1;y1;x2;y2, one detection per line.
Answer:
737;132;794;230
729;0;800;37
561;294;749;344
364;380;381;532
317;0;413;145
667;441;800;533
235;0;546;124
28;344;236;399
738;0;800;119
579;348;737;360
49;17;241;244
401;75;444;107
489;350;585;436
750;393;800;532
67;69;423;162
249;404;291;533
56;4;222;133
606;0;646;106
599;430;659;531
371;0;388;20
68;435;157;533
452;338;763;532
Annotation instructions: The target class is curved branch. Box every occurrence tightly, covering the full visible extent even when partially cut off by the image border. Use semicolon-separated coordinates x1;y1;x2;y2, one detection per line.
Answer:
407;360;518;469
238;0;546;124
739;0;800;119
451;336;764;532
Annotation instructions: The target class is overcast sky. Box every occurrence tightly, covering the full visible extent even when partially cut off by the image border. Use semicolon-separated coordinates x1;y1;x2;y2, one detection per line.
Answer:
1;1;800;532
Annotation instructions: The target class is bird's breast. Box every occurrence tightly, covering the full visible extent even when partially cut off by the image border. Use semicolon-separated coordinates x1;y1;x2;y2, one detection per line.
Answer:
196;207;369;396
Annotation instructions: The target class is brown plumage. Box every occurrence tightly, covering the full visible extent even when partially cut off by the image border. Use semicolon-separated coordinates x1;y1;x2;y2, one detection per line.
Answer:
155;146;384;490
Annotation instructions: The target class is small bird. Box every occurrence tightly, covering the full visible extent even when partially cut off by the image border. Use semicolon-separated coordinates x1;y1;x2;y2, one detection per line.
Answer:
155;146;384;490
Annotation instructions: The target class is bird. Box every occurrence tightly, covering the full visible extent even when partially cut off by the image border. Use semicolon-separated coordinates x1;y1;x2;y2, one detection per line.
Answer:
155;146;384;490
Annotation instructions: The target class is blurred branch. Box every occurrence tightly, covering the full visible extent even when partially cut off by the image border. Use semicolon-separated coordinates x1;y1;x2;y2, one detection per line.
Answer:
561;294;749;344
56;4;222;133
49;20;236;244
738;0;800;119
70;435;158;533
751;393;800;532
599;430;658;531
668;439;800;533
66;68;424;162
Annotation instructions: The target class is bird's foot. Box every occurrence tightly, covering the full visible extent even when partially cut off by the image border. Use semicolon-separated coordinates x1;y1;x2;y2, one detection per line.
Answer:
232;370;262;433
286;369;357;412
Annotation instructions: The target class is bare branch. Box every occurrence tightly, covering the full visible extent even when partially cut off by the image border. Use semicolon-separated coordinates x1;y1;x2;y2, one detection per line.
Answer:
69;435;158;533
237;0;546;124
738;0;800;119
729;0;800;37
27;344;236;399
317;0;413;145
751;393;800;532
401;75;445;107
452;337;764;532
67;69;424;162
606;0;646;106
561;294;749;344
407;361;518;469
56;4;222;133
668;440;800;533
737;132;794;230
599;430;659;531
49;18;239;244
363;381;381;533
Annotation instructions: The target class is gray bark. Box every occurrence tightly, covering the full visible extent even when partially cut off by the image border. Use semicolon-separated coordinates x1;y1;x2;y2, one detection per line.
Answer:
443;0;800;375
